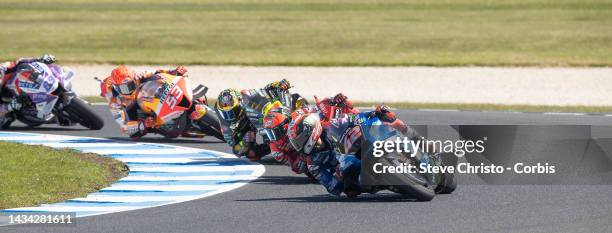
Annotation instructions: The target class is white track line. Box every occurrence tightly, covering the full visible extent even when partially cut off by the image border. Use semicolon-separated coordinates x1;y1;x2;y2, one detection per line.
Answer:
120;175;258;181
543;112;586;116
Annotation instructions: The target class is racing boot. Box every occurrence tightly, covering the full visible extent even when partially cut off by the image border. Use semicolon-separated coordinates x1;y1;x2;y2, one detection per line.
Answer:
0;104;14;129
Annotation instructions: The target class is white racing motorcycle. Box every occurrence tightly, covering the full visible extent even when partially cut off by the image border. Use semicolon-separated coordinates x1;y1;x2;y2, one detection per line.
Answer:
1;62;103;130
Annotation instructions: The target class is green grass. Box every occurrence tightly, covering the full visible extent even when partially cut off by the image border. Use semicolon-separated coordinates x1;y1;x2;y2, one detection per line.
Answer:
1;0;611;66
0;141;128;209
354;102;612;114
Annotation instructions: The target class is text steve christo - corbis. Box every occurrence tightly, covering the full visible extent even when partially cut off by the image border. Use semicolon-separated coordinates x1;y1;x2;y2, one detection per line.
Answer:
370;136;556;175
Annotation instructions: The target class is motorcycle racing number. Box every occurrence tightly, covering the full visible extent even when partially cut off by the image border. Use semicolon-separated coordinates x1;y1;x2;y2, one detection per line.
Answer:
42;76;55;92
165;85;183;109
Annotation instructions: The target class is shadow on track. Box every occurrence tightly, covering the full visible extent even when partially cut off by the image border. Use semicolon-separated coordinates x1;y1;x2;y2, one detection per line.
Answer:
249;175;316;185
235;193;420;203
256;157;285;165
3;126;90;132
107;137;225;144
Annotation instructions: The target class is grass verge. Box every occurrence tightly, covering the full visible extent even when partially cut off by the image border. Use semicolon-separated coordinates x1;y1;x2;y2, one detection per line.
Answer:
1;0;611;66
0;141;128;209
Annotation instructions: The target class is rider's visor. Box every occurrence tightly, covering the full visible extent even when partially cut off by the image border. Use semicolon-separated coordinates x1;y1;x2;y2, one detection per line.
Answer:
114;81;136;95
263;126;284;141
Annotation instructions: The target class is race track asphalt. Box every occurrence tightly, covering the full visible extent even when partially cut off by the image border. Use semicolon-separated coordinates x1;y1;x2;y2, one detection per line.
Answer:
2;106;612;233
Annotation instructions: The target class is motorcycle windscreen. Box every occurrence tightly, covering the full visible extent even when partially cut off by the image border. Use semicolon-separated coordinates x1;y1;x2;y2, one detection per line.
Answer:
137;80;163;115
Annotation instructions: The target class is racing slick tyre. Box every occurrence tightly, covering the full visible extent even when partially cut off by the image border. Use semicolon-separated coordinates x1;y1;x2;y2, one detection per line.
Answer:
197;111;225;142
435;153;458;194
63;98;104;130
379;154;435;201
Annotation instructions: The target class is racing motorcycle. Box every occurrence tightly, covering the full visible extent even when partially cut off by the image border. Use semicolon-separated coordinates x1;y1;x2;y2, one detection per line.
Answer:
125;73;224;141
327;112;457;201
1;62;103;129
242;87;307;137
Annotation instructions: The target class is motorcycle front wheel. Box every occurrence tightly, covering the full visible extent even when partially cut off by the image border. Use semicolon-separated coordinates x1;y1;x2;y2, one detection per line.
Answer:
379;153;436;201
63;98;104;130
434;153;458;194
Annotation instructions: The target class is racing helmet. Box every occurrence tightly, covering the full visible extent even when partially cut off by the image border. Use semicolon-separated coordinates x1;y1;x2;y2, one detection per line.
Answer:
262;104;290;141
287;110;323;154
215;88;243;122
110;65;137;95
333;92;353;109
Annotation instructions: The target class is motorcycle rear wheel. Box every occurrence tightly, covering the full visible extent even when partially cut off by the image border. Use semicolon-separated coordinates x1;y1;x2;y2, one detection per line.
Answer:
196;111;225;142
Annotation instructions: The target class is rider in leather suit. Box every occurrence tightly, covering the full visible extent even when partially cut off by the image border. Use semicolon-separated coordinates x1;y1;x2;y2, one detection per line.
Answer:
0;54;57;127
100;65;188;138
287;105;420;197
215;79;298;161
262;105;314;180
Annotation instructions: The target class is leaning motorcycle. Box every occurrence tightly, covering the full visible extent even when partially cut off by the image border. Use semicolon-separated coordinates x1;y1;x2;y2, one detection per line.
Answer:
328;112;457;201
132;73;224;141
242;87;307;136
1;62;103;130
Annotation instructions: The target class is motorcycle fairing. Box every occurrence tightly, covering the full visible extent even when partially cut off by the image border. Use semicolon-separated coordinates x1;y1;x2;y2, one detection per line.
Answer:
137;74;193;125
5;62;62;120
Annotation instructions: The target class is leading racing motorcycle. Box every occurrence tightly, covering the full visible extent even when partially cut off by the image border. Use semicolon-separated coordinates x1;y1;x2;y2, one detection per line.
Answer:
327;112;457;201
1;62;103;129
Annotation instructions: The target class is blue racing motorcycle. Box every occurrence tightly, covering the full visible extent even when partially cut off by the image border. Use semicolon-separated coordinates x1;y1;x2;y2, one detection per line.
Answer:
326;112;457;201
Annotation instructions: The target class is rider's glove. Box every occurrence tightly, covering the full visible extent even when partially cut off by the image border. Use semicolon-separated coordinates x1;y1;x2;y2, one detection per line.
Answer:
39;54;56;64
332;93;353;109
142;117;157;129
374;105;397;123
174;66;188;76
267;79;291;92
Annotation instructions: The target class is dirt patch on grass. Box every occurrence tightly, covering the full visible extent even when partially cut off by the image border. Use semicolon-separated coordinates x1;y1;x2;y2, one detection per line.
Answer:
81;154;128;186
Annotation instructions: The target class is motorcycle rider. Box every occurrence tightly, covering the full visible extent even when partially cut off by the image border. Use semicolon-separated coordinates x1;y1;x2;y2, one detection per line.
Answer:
100;65;189;138
287;105;419;197
215;88;271;160
0;54;57;127
262;105;312;179
314;93;360;128
215;79;296;161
